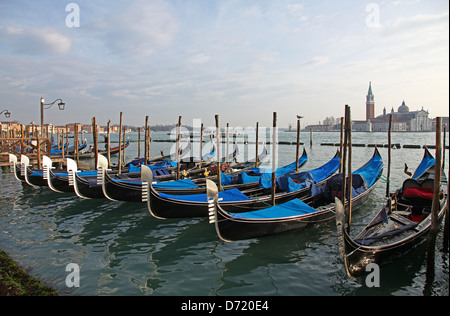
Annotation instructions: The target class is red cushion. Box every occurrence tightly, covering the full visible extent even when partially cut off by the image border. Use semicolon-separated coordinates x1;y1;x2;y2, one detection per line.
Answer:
403;187;434;200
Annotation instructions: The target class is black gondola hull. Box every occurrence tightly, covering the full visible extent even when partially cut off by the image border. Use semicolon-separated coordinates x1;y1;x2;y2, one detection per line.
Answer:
74;173;105;199
49;171;74;193
25;168;47;187
214;182;377;241
104;169;262;202
101;147;308;201
148;184;312;219
103;172;143;202
215;208;334;241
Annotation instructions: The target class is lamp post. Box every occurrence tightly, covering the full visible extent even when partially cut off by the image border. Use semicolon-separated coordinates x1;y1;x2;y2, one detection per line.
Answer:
1;110;11;118
40;97;65;136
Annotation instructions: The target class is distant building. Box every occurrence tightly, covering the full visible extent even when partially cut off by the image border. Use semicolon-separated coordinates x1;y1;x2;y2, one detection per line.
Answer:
366;82;375;121
370;102;432;132
353;82;434;132
303;124;337;132
353;82;376;132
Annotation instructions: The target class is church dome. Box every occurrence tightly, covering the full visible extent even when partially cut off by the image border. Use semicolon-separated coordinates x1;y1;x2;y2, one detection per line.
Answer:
398;100;409;113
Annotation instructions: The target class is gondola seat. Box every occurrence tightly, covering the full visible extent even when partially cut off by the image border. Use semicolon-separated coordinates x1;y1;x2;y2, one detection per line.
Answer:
322;173;367;202
401;178;434;201
403;187;433;200
400;178;435;222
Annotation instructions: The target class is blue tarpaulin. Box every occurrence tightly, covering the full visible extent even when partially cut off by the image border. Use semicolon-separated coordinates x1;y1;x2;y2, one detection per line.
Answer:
152;178;200;189
276;156;340;193
128;160;177;173
353;154;383;187
158;188;251;203
411;156;435;180
230;198;317;220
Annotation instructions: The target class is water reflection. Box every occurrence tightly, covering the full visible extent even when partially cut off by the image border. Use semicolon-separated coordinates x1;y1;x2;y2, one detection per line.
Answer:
1;131;448;296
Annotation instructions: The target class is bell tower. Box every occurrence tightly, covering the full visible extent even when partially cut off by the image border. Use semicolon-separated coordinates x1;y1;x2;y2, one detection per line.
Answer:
366;82;375;121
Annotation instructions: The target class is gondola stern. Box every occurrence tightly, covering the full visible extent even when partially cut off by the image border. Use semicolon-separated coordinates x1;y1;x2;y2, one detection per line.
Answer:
335;197;357;279
206;179;233;242
67;158;91;199
97;154;109;170
96;153;121;201
206;179;219;225
141;165;166;219
140;164;152;203
18;154;37;187
8;154;21;182
42;155;64;193
8;153;17;164
20;154;31;177
66;158;77;186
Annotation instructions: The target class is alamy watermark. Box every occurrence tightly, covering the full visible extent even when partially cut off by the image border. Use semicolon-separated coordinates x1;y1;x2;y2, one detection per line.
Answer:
66;3;80;28
65;263;80;288
365;263;380;287
167;119;277;167
366;3;381;28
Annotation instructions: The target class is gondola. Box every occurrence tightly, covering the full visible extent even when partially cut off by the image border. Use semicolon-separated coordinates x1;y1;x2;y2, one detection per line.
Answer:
67;158;105;199
68;145;240;201
42;155;97;193
9;154;64;188
207;147;383;242
9;154;27;183
335;147;448;279
141;150;340;219
77;140;130;159
95;143;222;201
98;148;308;202
50;142;87;156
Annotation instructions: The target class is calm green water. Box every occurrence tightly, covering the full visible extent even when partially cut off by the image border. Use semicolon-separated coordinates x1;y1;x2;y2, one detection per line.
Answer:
0;131;448;296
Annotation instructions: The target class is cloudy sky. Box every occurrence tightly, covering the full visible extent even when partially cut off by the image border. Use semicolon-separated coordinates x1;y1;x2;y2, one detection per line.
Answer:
1;0;448;128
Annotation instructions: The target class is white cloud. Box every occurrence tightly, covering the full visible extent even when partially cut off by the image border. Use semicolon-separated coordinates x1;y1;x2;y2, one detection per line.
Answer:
286;3;309;22
300;56;330;67
392;12;449;29
188;53;212;64
94;0;179;59
0;27;72;55
241;5;264;18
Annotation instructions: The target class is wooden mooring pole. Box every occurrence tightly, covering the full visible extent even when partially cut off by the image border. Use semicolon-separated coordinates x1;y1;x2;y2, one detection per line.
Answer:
144;116;149;163
271;112;277;206
341;108;348;224
118;112;123;174
346;105;353;228
444;127;449;252
215;115;222;191
176;116;182;181
92;117;98;168
426;117;442;283
339;117;344;173
255;122;259;168
138;127;141;159
386;115;392;197
295;116;301;171
107;120;111;168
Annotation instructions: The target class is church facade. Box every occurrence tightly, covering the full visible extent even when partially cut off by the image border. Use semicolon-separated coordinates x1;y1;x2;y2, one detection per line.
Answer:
353;82;434;132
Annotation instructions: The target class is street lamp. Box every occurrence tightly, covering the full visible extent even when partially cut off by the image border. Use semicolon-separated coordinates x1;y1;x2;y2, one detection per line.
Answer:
40;97;65;136
1;110;11;118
